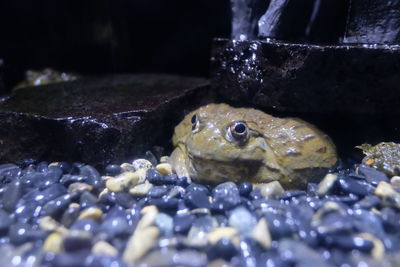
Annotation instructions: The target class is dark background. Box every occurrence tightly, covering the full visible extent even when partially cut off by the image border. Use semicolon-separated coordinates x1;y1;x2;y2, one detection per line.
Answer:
0;0;231;89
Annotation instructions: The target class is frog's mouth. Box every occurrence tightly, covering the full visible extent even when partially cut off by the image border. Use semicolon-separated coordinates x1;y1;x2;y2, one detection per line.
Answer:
187;154;265;183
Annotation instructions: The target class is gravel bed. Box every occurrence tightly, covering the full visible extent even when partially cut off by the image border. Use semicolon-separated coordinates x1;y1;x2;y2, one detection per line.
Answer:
1;154;400;267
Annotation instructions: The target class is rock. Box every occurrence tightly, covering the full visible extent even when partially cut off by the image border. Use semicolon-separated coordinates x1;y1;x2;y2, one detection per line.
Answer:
155;213;174;237
358;143;400;177
185;189;211;209
104;164;122;176
43;232;63;253
122;226;159;262
207;238;238;261
129;181;153;196
238;182;252;197
68;182;93;194
71;218;100;234
0;163;21;184
106;171;140;192
316;173;338;196
61;203;81;227
343;0;400;44
0;74;211;166
375;181;400;209
100;217;130;237
0;209;12;233
250;218;271;249
173;214;195;234
39;216;68;234
253;181;284;198
212;182;241;210
136;205;159;230
63;230;93;252
211;39;400;150
207;227;238;245
132;159;153;171
156;163;173;175
228;206;257;236
92;241;118;257
258;0;347;43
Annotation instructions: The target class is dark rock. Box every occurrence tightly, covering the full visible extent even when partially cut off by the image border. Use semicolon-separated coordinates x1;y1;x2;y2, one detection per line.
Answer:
64;231;93;252
338;176;374;196
0;163;20;184
60;174;87;186
100;217;130;237
79;165;102;190
258;0;347;43
104;164;122;176
41;194;72;217
107;192;134;209
238;182;252;196
0;208;12;234
36;161;49;172
211;182;241;210
9;222;46;245
49;251;89;267
0;74;211;167
184;190;211;209
150;196;180;211
79;192;98;208
148;186;169;198
207;238;238;261
278;190;307;200
186;183;210;195
353;195;380;210
146;169;165;185
85;255;128;267
71;218;100;234
61;204;81;227
143;150;158;167
358;164;389;186
2;179;23;212
20;166;62;189
324;234;374;252
343;0;400;44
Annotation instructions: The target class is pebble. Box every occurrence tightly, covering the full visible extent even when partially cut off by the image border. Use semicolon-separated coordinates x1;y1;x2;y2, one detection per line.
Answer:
160;156;169;163
78;207;103;221
80;191;99;208
68;182;93;194
0;209;12;233
173;214;194;234
207;227;238;245
92;241;118;256
250;218;271;249
147;185;169;198
390;176;400;188
238;182;252;196
120;163;135;172
132;159;153;171
41;194;72;217
146;168;165;185
137;205;159;230
39;216;68;234
358;164;389;185
122;226;159;262
338;175;374;196
63;230;93;252
61;203;81;227
155;213;174;236
129;181;153;196
71;218;100;234
43;232;63;253
0;163;21;183
253;181;284;198
229;206;257;236
207;238;238;261
212;182;241;210
104;164;122;176
79;165;103;190
185;189;211;209
156;163;173;175
100;216;131;237
316;173;338;196
375;181;400;209
106;171;140;192
2;179;22;212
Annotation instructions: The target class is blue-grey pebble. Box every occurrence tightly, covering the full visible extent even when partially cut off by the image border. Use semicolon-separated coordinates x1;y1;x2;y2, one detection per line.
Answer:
85;255;128;267
212;182;241;210
0;209;12;233
207;238;238;261
64;232;93;252
61;205;81;227
100;217;131;237
2;179;23;212
80;192;98;208
155;213;174;236
173;214;194;234
79;165;103;190
71;218;99;234
186;183;210;195
41;194;72;217
354;195;380;209
146;168;164;185
150;196;180;210
0;163;21;184
184;190;210;209
358;164;389;185
338;176;374;196
104;164;122;176
9;222;46;245
229;206;257;236
148;186;169;198
238;182;252;196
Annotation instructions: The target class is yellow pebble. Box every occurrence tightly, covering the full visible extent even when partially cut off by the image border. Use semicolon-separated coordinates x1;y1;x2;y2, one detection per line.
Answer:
106;171;140;192
253;181;284;198
251;218;271;249
123;226;159;263
156;163;173;175
120;163;135;172
207;227;238;245
92;241;118;256
78;207;103;221
129;182;153;196
43;232;63;253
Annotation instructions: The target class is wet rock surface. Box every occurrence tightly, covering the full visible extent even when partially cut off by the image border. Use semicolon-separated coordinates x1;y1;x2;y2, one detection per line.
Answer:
0;153;400;266
0;74;212;167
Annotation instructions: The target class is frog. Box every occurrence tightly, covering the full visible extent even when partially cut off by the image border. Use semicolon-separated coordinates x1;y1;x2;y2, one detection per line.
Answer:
170;103;337;189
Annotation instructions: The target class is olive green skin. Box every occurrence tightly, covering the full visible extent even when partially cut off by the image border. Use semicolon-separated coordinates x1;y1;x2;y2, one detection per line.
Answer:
170;103;337;188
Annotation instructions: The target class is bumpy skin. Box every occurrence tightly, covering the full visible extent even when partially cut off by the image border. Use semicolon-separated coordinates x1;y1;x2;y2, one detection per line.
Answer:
170;103;337;188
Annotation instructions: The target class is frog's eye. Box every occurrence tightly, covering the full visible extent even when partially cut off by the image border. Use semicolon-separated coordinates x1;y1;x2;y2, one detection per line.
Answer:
191;114;200;131
227;121;249;143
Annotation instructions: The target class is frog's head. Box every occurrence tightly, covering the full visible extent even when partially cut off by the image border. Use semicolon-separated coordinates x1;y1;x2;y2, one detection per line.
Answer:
172;104;273;182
